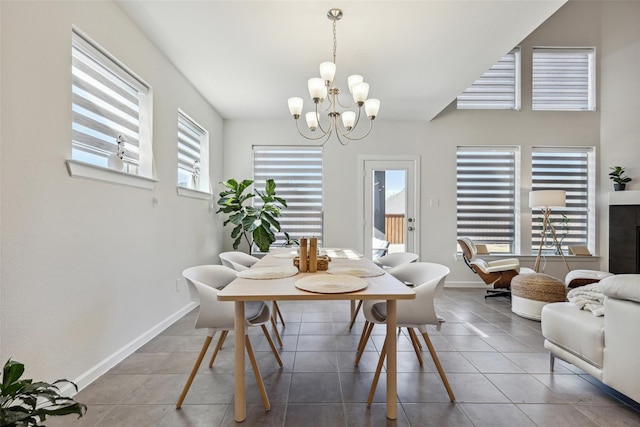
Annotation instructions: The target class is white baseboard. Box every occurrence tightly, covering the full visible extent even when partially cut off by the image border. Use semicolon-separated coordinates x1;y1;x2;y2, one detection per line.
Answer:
445;281;487;289
61;302;198;396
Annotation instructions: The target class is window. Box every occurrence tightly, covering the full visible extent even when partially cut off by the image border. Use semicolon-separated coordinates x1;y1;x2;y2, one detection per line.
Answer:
457;48;521;110
71;28;153;178
456;147;519;253
177;110;209;193
253;146;323;251
531;148;594;255
532;47;596;111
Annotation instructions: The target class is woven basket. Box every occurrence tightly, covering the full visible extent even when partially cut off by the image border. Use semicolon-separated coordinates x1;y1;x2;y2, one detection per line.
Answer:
511;273;566;303
294;255;330;271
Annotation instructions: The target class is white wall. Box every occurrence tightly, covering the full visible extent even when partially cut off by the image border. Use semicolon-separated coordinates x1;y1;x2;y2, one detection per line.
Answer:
0;1;223;384
224;1;640;285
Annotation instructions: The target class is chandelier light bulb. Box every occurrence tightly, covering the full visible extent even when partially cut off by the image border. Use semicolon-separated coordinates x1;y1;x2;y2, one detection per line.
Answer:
288;97;303;117
320;62;336;84
342;111;356;129
308;78;325;101
365;98;380;119
347;75;364;94
352;82;369;104
305;112;319;131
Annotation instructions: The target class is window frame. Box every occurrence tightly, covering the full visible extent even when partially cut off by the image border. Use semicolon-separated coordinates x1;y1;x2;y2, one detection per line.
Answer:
530;147;595;255
176;110;211;198
67;27;155;189
532;47;596;112
457;47;521;111
252;146;324;254
456;146;521;254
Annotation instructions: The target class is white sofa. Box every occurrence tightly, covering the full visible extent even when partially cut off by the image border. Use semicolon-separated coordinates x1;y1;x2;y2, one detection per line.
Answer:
541;274;640;403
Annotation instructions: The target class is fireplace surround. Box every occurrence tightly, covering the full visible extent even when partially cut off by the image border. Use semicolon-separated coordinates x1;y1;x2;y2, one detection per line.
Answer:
609;192;640;274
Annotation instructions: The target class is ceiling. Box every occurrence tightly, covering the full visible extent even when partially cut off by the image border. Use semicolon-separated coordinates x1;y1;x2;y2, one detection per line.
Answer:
116;0;567;122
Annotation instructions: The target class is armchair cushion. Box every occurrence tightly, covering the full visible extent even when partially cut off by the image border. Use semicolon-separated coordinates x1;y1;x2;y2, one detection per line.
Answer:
599;274;640;303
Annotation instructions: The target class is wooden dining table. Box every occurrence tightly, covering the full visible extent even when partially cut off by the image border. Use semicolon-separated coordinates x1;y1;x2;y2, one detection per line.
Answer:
217;248;415;422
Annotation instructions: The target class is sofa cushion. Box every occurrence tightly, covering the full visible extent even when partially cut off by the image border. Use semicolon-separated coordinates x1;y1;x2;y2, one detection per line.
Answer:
599;274;640;303
541;302;604;368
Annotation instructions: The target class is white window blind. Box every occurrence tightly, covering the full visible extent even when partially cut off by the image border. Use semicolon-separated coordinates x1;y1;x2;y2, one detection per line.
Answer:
253;146;323;250
177;110;208;190
457;147;518;253
532;47;596;111
531;148;593;254
71;29;151;175
457;48;521;110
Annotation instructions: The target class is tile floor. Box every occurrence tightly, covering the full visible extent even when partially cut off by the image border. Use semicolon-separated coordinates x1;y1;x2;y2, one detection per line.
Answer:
49;289;640;427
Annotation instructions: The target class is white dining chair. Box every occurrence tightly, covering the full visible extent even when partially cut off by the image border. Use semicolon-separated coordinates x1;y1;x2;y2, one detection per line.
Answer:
354;262;455;404
219;251;286;340
348;252;419;330
176;265;283;410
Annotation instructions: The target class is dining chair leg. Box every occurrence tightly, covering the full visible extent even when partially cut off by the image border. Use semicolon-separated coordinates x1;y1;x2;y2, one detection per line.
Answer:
348;300;363;330
420;331;455;402
208;330;228;368
408;327;422;349
356;321;370;354
270;315;283;348
273;301;285;326
407;328;423;366
261;325;283;367
367;336;387;406
355;321;374;365
245;335;271;411
176;335;212;408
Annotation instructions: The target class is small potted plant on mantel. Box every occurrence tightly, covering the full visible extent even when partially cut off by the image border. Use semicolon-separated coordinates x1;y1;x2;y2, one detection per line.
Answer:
609;166;632;191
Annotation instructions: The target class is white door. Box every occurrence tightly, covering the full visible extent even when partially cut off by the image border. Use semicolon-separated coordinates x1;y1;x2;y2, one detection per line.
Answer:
359;156;420;260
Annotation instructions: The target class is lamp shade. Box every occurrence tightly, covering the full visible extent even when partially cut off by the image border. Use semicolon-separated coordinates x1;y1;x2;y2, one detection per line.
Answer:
529;190;566;208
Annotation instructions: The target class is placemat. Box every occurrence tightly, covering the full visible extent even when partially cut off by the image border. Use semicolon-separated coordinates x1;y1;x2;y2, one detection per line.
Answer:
327;266;384;277
295;274;368;294
237;266;299;279
273;250;298;259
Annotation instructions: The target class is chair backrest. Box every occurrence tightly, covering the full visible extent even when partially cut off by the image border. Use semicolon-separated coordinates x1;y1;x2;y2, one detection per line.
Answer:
182;265;239;330
392;262;450;326
372;237;390;259
219;251;259;271
376;252;419;269
457;237;477;263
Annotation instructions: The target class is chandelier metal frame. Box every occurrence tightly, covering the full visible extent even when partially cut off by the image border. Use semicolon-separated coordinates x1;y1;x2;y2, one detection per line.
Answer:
287;9;380;145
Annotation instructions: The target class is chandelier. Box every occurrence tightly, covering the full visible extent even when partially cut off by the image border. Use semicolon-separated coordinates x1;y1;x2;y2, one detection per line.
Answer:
287;8;380;145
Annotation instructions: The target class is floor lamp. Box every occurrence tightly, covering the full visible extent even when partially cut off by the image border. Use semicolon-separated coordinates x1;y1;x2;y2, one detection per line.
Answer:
529;190;571;273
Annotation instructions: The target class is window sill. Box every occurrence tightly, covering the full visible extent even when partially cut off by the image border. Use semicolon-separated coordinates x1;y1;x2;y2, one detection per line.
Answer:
456;254;601;263
66;160;158;190
177;186;211;200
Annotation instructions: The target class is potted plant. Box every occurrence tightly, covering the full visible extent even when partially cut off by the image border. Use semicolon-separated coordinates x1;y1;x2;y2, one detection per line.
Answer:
609;166;632;191
281;232;299;248
216;178;287;253
1;359;86;426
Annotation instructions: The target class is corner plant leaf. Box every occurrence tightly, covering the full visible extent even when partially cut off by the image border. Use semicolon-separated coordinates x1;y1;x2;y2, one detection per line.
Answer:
252;226;273;252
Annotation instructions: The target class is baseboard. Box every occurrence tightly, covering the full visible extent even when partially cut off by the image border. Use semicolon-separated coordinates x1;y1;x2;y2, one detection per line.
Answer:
60;301;198;396
445;281;487;289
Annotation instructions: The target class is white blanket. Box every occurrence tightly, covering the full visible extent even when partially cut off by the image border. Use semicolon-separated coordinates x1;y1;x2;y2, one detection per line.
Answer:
567;283;605;317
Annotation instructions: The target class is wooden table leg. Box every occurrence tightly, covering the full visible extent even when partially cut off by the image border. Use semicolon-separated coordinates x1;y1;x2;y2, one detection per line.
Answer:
234;301;246;422
386;300;397;420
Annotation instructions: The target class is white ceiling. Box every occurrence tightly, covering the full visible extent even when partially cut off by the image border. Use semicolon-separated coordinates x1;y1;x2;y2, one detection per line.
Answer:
116;0;567;121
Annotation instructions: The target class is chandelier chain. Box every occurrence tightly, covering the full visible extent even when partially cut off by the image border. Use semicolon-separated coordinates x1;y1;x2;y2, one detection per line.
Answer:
332;17;337;66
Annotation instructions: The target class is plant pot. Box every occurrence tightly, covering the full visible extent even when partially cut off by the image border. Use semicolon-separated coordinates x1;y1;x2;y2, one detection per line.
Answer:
614;183;626;191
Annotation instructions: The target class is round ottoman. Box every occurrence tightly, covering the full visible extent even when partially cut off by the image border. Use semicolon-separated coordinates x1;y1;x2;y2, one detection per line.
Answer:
511;273;566;321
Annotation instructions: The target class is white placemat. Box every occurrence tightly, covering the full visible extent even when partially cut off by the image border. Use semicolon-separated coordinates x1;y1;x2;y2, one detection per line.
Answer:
327;266;384;277
273;250;298;259
295;274;368;294
237;266;299;279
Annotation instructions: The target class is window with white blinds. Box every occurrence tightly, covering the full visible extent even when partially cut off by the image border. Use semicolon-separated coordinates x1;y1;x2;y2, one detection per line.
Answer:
71;29;152;176
457;48;521;110
253;146;323;251
457;147;519;254
532;47;596;111
531;148;594;255
177;110;209;191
